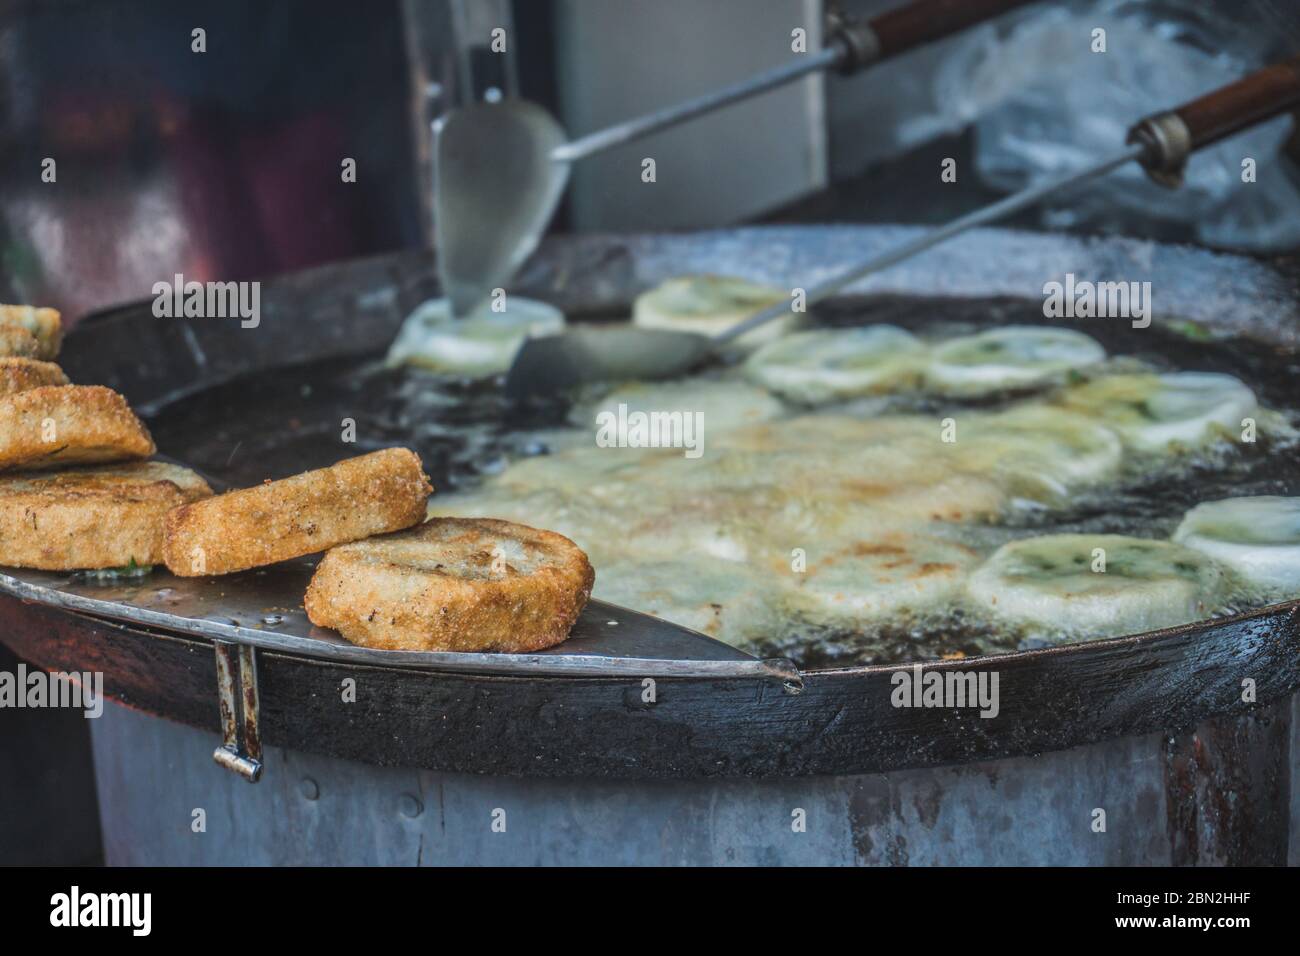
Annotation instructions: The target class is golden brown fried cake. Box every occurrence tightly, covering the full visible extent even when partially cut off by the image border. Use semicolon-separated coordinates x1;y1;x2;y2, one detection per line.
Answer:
162;447;432;576
0;461;213;570
0;325;41;358
0;305;62;359
0;385;155;470
304;517;594;652
0;358;69;396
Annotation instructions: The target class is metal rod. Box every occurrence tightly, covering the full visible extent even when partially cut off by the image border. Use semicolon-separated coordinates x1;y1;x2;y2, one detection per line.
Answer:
552;46;841;163
715;143;1149;344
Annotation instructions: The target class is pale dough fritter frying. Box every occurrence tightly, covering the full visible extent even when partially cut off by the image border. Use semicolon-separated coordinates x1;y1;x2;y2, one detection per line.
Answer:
304;517;594;652
0;461;212;569
162;447;432;576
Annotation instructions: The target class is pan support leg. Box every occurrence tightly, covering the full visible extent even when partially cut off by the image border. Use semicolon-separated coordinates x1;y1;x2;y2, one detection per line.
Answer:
212;640;263;782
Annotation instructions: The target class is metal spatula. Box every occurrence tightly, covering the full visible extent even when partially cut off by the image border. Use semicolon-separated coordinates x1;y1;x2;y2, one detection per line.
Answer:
505;56;1300;400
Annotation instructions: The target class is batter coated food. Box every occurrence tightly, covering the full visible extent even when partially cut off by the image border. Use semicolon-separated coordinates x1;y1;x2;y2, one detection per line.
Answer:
163;447;432;576
0;385;155;470
305;516;594;652
0;358;69;396
0;461;212;570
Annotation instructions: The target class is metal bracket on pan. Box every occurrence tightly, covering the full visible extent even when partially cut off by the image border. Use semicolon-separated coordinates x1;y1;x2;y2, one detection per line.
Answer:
212;640;263;782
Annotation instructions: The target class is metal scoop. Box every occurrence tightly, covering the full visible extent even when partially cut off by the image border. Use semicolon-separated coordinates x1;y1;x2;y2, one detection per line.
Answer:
505;55;1300;400
433;100;569;317
435;0;1038;316
430;51;835;318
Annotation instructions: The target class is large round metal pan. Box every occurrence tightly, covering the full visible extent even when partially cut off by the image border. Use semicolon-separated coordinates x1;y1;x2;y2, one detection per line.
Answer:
3;226;1299;778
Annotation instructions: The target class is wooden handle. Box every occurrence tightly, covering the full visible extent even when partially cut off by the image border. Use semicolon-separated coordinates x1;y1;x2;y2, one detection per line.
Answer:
869;0;1037;60
1174;55;1300;150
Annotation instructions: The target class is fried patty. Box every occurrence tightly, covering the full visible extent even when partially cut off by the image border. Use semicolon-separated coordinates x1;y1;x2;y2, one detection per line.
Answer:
0;358;69;395
0;325;41;359
0;305;62;359
304;517;594;652
0;385;155;470
0;461;213;570
162;447;432;576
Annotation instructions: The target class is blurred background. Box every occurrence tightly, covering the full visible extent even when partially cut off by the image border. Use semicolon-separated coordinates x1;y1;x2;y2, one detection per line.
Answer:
1;0;1299;864
2;0;1299;328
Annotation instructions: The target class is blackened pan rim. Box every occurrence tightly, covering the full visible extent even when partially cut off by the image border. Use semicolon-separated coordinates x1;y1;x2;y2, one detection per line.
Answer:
799;596;1300;678
4;564;1296;685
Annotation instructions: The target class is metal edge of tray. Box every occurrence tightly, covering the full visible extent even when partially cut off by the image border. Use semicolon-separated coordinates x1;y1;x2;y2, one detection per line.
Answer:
810;596;1300;676
0;569;801;684
6;561;1300;686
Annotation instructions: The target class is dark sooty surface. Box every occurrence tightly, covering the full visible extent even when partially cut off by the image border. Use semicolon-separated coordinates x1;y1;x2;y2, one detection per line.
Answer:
145;296;1300;668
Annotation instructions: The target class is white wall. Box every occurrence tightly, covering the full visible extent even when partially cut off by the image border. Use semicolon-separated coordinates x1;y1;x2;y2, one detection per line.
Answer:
555;0;826;231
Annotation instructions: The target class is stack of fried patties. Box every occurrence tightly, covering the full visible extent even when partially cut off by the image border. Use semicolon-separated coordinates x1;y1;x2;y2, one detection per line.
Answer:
158;435;592;653
0;302;593;653
0;303;214;571
0;304;427;579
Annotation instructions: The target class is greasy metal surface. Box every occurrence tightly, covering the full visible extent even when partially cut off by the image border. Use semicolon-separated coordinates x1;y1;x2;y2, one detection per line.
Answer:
240;645;262;765
2;229;1299;779
212;641;262;782
133;286;1300;667
214;641;238;757
3;597;1297;779
89;696;1295;864
505;322;715;398
517;227;1300;343
1163;699;1293;865
0;563;783;679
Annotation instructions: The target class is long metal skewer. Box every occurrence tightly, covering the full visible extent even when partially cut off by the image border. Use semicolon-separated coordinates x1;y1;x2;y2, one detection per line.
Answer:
506;56;1300;399
716;144;1148;343
552;47;841;163
550;0;1042;163
437;1;1039;319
